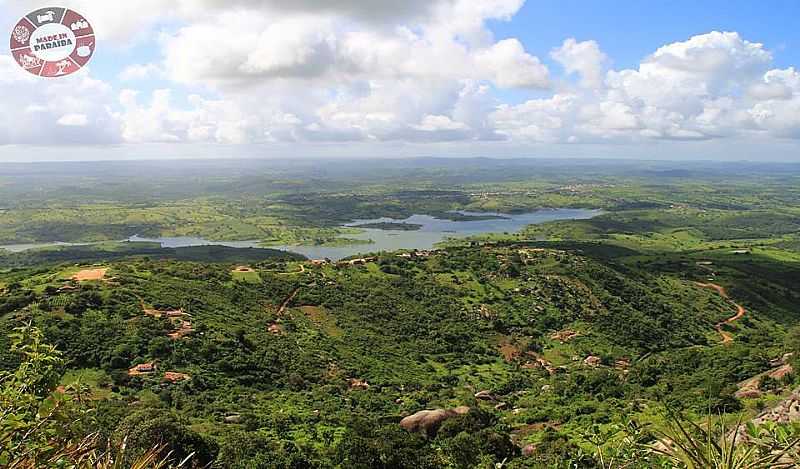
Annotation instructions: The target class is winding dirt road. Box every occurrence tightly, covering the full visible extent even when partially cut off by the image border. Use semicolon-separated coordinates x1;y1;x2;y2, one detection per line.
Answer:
695;282;746;344
279;264;306;275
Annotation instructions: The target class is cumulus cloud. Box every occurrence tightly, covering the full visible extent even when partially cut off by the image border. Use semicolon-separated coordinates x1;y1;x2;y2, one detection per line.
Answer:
493;31;800;144
144;0;545;144
159;2;544;89
1;0;800;156
551;38;608;88
475;39;550;88
0;58;118;145
3;0;510;44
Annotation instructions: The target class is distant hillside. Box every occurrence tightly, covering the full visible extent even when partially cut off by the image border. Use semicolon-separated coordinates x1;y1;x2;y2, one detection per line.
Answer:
0;242;304;267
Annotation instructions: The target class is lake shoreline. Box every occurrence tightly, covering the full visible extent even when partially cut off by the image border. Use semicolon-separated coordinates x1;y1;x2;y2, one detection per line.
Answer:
0;208;602;261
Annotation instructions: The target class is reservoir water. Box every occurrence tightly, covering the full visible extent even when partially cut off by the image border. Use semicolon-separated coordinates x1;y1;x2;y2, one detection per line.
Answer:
1;209;601;261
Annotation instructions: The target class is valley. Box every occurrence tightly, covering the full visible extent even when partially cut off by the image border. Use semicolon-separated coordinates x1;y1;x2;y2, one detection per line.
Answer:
1;158;800;468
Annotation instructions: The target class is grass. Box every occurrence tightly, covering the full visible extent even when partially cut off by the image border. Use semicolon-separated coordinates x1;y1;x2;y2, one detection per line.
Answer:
297;305;343;337
231;270;261;283
60;369;113;399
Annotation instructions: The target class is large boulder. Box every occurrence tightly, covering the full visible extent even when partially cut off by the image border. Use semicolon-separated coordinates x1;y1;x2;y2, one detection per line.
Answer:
734;389;762;399
399;406;470;436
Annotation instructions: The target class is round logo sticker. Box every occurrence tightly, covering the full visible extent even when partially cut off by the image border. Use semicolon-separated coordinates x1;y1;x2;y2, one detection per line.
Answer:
9;7;95;77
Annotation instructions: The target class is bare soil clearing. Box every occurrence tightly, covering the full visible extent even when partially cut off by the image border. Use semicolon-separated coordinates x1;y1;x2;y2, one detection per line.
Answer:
72;268;108;281
163;372;191;383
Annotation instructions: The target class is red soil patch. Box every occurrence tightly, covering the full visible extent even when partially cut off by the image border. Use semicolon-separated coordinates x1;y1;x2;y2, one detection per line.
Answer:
72;268;108;281
163;372;191;383
522;355;559;375
233;266;255;273
614;358;631;370
583;356;602;367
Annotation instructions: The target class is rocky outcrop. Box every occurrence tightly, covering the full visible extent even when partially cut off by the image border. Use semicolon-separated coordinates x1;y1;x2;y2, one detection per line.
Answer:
400;406;470;436
224;414;242;424
583;355;602;367
734;389;763;399
736;363;794;399
750;387;800;426
732;387;800;446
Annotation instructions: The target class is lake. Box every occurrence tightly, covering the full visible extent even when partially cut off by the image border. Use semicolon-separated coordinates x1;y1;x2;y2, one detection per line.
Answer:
1;209;601;261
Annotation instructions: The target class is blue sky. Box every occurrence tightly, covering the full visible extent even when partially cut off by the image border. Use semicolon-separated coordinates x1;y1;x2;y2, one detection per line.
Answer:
500;0;799;68
488;0;800;104
2;0;800;161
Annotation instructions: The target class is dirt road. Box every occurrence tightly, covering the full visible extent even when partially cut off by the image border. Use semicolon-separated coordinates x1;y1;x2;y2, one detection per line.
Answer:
277;287;300;316
695;282;746;344
279;264;306;275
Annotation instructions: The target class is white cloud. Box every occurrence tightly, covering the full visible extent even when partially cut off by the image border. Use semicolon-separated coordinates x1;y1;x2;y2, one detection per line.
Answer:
1;0;800;159
0;57;118;145
414;115;469;131
119;63;162;81
493;31;800;145
160;3;546;90
113;29;800;148
474;39;550;88
551;38;608;88
146;0;546;145
57;113;89;127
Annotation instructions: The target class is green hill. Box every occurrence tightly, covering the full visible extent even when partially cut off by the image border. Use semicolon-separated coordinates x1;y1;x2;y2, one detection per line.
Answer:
2;240;797;467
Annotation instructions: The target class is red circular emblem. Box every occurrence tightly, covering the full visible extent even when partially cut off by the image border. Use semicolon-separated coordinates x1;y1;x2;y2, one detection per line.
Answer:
9;7;95;78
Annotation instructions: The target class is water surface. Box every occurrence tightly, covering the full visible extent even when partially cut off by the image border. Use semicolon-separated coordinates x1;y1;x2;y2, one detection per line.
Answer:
272;209;600;260
1;209;601;261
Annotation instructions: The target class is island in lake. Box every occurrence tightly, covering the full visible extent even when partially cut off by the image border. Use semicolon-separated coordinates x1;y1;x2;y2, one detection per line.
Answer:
351;222;423;231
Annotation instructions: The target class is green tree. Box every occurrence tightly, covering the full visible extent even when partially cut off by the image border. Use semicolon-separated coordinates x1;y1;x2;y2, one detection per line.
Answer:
0;323;88;467
113;409;215;467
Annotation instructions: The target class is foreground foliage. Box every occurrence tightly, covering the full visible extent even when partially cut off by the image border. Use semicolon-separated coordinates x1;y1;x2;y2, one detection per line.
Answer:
0;324;194;468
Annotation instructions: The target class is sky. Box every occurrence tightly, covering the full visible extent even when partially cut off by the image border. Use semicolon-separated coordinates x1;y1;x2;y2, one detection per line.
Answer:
2;0;800;162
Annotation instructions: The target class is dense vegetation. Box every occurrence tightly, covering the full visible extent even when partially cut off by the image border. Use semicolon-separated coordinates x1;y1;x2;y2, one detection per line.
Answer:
1;158;799;467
